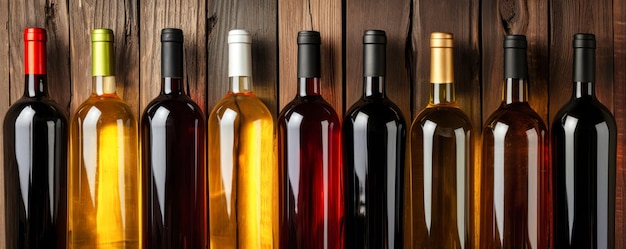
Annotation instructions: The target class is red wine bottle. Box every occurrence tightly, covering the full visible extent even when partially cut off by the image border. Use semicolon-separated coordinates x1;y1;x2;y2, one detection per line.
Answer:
278;30;344;249
479;35;550;248
343;30;405;248
141;28;207;249
552;33;616;248
3;27;68;249
410;32;474;248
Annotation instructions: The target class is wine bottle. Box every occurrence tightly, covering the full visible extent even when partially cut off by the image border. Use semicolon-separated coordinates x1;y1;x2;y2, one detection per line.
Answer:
208;29;277;248
142;28;207;249
3;27;68;249
552;33;616;248
68;29;141;248
343;30;405;248
410;32;474;248
479;35;550;248
278;30;343;249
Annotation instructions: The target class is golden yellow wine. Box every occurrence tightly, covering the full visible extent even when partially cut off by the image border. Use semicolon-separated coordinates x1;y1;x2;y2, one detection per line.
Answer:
208;30;277;249
68;29;141;249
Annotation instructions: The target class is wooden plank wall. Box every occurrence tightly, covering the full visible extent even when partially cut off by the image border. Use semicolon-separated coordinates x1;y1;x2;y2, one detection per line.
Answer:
0;0;624;248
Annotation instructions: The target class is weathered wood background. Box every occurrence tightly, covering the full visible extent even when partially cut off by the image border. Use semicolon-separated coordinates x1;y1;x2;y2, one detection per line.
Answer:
0;0;624;247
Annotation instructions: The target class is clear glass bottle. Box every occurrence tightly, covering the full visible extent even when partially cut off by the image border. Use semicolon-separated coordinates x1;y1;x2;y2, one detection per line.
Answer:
343;30;405;248
278;30;343;249
208;29;277;248
409;32;473;248
3;27;68;249
68;28;141;248
142;28;207;249
479;35;550;249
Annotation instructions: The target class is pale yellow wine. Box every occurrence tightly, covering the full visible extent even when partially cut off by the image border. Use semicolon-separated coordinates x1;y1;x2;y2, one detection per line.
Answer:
208;90;277;249
68;29;141;249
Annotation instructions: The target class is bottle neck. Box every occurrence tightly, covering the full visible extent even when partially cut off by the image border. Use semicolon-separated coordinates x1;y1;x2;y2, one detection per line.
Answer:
92;75;117;96
430;83;455;105
24;74;48;97
573;81;595;98
229;76;253;94
162;77;185;95
298;77;321;97
363;76;385;98
503;78;528;104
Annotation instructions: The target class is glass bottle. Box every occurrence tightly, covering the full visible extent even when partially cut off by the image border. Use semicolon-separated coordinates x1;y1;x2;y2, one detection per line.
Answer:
3;27;68;249
552;33;616;248
278;30;343;249
68;28;141;249
410;32;474;248
208;29;277;248
343;30;405;248
479;35;550;249
142;28;207;249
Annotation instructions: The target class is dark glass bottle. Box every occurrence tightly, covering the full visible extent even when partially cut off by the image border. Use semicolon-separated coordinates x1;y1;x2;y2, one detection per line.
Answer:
141;28;207;249
343;30;405;249
410;32;473;248
3;27;68;249
278;30;344;249
479;35;550;249
552;33;616;248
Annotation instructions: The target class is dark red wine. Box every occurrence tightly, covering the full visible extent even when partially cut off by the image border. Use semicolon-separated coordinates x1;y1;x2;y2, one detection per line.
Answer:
141;28;207;249
552;33;616;248
343;30;405;248
278;31;344;249
3;28;67;249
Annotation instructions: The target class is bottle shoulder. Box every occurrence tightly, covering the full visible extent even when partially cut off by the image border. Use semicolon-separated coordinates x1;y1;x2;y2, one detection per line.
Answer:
483;103;547;133
5;97;69;124
345;98;405;123
209;93;273;120
412;105;472;130
553;97;616;128
73;95;136;122
143;95;205;120
278;96;340;124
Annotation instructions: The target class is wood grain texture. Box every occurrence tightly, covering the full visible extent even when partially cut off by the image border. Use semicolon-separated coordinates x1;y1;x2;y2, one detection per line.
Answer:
614;0;626;246
481;0;549;124
139;0;207;114
344;0;412;119
207;0;278;116
69;0;140;117
0;0;8;246
278;0;343;114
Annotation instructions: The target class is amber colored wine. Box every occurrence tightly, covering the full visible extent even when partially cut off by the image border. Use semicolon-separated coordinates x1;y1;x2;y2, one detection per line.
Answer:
343;30;405;248
479;35;550;249
208;29;277;248
68;29;141;248
278;31;343;249
409;32;473;248
3;28;67;249
142;28;207;249
552;33;616;248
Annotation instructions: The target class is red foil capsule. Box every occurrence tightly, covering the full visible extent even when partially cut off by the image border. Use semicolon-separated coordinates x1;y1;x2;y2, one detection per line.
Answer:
24;28;46;75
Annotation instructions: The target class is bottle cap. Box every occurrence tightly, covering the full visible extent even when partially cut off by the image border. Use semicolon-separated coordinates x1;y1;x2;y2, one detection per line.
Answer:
430;32;454;83
162;28;184;78
228;29;252;77
24;28;47;75
503;34;528;79
297;30;321;78
363;30;386;77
